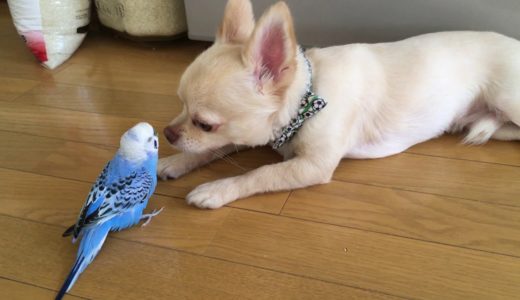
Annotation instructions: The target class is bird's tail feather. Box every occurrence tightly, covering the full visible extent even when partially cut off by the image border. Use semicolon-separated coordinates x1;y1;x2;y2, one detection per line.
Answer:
55;256;85;300
55;224;110;300
62;224;75;237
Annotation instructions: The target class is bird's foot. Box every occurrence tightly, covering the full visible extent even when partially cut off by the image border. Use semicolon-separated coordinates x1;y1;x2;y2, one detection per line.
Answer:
141;207;164;227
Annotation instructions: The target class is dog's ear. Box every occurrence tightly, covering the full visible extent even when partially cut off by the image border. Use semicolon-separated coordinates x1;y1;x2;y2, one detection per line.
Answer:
216;0;255;44
243;1;297;96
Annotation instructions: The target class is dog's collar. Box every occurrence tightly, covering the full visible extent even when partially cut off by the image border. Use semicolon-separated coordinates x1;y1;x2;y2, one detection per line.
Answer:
271;49;327;149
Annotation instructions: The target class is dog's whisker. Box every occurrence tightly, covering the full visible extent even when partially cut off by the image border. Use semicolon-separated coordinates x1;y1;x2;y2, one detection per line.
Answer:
211;149;248;172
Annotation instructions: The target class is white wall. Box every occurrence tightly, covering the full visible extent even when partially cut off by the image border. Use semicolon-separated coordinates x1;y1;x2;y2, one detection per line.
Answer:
185;0;520;46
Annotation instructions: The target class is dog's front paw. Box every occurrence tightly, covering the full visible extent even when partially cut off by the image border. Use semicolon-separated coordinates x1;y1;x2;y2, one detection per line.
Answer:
157;155;187;180
187;178;239;209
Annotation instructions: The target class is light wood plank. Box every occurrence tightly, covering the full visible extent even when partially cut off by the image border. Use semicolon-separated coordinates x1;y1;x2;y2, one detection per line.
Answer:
0;101;166;147
0;77;39;101
283;180;520;256
0;215;398;300
0;130;63;171
68;32;208;71
206;210;520;300
228;192;289;213
15;82;181;122
52;63;183;96
0;57;60;81
6;91;519;170
0;168;230;254
0;130;287;214
2;102;517;208
44;31;207;95
0;278;84;300
406;135;520;166
0;14;37;62
334;153;520;206
0;2;14;30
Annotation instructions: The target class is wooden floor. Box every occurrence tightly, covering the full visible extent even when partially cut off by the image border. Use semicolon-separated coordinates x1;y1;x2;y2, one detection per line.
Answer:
1;4;520;300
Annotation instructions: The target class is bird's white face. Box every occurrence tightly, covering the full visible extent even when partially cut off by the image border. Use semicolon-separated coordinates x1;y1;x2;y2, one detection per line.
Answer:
144;134;159;153
120;122;159;161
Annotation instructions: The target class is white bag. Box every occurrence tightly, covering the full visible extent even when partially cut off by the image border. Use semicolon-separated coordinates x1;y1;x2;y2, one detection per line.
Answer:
7;0;91;69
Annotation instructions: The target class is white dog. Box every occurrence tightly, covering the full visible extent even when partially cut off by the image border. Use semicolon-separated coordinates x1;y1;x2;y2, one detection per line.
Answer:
158;0;520;209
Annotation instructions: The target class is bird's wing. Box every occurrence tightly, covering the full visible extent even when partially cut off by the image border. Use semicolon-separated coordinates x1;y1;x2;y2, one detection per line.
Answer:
63;161;112;238
81;169;154;229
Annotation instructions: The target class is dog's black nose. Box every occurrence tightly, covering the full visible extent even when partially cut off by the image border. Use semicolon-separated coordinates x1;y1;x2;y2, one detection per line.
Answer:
163;126;180;144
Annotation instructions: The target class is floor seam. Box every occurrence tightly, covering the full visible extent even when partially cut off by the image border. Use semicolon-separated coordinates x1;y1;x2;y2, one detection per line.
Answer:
0;214;411;300
0;275;91;300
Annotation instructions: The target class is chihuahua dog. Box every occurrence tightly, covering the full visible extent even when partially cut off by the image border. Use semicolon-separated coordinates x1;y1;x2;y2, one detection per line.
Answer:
159;0;520;209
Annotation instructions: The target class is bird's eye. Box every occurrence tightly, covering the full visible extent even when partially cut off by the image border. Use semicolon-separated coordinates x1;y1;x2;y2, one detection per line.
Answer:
153;139;158;149
192;119;213;132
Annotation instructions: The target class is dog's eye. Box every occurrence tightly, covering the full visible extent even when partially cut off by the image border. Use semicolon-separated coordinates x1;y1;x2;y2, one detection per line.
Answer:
193;119;213;132
199;122;212;132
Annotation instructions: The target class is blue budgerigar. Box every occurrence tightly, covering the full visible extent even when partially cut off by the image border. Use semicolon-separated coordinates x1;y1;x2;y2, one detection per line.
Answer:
56;122;162;300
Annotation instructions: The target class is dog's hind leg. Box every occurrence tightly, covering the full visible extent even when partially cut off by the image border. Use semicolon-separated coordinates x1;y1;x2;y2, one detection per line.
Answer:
491;123;520;141
470;74;520;143
463;114;503;144
490;96;520;141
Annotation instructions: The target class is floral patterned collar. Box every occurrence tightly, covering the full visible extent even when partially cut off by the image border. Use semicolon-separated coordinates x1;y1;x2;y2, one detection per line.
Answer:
271;49;327;149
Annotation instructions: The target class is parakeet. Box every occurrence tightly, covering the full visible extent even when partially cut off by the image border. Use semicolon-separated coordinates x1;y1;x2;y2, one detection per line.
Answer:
56;122;162;300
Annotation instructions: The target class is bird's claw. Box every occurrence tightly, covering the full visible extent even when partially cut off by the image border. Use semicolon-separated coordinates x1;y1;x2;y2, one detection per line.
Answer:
141;207;164;227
